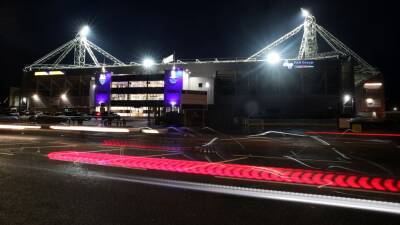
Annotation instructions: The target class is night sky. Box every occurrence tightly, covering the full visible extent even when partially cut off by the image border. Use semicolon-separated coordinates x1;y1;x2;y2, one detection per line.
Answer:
0;0;398;107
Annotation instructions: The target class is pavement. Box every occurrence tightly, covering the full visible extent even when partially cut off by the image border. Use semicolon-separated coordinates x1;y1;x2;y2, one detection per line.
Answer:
1;129;400;224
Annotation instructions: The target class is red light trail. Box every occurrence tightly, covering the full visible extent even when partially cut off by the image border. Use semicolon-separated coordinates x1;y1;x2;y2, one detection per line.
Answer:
48;151;400;193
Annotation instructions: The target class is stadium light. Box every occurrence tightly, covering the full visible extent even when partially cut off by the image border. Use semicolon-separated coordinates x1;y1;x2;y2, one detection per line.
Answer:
79;25;90;37
266;52;281;64
142;58;155;68
301;8;310;17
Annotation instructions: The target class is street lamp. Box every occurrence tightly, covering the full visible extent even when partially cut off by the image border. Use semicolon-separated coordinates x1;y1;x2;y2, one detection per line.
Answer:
61;93;68;102
343;94;351;104
32;94;40;101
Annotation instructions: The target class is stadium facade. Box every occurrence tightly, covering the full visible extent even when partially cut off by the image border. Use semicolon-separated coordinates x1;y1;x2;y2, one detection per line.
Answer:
17;10;385;127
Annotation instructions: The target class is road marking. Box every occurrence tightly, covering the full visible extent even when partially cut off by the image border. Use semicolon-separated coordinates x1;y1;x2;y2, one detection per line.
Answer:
310;136;331;146
145;152;182;158
86;149;123;153
217;156;249;164
233;154;350;163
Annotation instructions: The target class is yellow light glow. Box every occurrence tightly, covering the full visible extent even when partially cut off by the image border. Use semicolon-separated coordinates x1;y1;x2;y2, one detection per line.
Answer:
48;71;65;75
34;71;64;76
34;71;49;76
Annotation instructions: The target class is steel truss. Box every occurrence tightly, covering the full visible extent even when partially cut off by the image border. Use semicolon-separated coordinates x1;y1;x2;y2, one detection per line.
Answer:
247;11;379;84
24;32;126;71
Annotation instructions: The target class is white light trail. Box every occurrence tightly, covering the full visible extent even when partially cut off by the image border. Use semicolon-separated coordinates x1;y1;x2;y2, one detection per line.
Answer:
0;125;41;130
49;126;129;133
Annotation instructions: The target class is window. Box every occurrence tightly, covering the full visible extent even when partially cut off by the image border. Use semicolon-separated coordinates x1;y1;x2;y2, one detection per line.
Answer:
109;106;151;117
129;94;164;101
111;94;128;100
129;81;164;88
198;83;203;88
148;93;164;100
111;82;128;88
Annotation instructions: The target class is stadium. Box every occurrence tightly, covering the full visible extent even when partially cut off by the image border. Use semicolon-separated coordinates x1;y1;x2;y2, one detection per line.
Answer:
17;10;384;128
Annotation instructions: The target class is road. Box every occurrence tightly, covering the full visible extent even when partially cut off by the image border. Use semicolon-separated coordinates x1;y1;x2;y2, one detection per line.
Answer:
1;129;400;224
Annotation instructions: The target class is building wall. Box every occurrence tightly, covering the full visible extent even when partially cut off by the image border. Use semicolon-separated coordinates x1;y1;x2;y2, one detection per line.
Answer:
24;58;348;121
355;78;385;118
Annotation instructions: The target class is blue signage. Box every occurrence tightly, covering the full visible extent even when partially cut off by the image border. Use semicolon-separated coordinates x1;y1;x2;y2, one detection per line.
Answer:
283;60;315;69
164;67;183;107
95;71;111;106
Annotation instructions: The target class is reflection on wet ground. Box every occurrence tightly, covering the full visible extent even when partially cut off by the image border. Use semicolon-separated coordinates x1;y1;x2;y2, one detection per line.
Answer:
1;128;400;206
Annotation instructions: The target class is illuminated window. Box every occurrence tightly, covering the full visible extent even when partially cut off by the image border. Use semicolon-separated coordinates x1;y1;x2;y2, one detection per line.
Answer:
111;82;129;88
148;93;164;100
109;106;151;117
129;94;164;101
111;94;128;100
129;81;164;88
148;81;164;87
363;82;382;89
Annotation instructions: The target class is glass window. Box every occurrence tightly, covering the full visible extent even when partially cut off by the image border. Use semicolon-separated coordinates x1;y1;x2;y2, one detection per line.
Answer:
129;94;164;101
109;106;151;117
111;94;128;100
148;81;164;87
111;82;129;88
129;81;164;88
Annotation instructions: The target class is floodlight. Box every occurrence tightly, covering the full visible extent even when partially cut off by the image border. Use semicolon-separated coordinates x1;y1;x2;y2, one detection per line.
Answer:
301;8;310;17
142;58;155;68
79;25;90;37
266;52;281;64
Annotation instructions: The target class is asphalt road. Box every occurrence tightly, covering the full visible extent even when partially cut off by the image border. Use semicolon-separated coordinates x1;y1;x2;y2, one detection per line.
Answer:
1;129;400;225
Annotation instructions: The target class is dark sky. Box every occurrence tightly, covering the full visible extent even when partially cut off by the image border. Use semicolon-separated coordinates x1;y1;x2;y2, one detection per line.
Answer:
0;0;398;106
